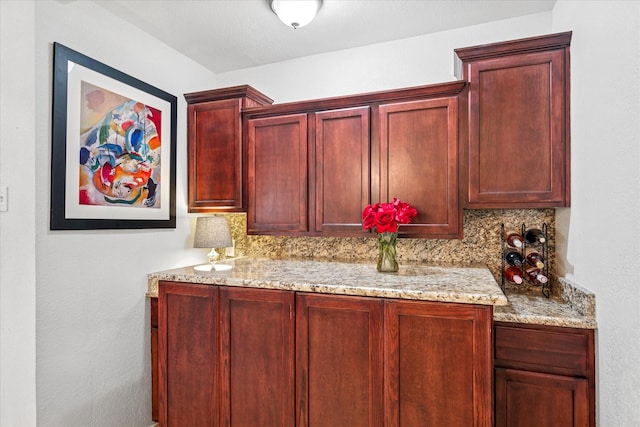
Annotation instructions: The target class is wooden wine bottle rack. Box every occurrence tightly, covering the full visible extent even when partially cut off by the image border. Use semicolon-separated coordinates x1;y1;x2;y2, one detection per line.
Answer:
500;223;550;297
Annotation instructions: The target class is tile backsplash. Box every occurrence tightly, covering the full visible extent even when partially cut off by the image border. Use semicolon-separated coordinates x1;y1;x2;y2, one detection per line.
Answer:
221;209;555;289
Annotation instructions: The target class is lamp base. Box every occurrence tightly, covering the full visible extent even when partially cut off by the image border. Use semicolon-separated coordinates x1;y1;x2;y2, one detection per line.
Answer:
194;263;232;272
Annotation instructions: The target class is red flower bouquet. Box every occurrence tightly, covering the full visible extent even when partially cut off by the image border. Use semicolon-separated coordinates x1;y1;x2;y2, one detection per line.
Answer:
362;198;418;233
362;198;417;272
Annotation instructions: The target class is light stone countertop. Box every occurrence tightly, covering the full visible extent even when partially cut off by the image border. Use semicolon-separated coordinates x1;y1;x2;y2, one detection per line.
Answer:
495;279;597;329
147;258;597;329
147;257;508;306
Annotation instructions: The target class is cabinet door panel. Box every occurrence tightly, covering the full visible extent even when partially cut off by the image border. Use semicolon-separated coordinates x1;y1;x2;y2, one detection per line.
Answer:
220;287;295;427
150;298;158;422
466;49;568;207
495;368;589;427
315;107;370;234
385;300;492;427
247;114;308;233
378;98;461;238
158;282;218;427
296;293;384;427
188;99;243;211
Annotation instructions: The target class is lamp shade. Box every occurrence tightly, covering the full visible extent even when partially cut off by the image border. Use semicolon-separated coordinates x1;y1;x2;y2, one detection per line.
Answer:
269;0;322;29
193;216;233;249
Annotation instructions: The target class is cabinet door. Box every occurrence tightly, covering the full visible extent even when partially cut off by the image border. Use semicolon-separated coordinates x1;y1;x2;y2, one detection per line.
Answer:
296;293;384;427
385;300;492;427
315;107;370;235
495;368;589;427
150;298;159;422
219;287;295;427
247;114;309;234
378;98;461;238
464;48;569;208
158;281;218;427
188;99;243;212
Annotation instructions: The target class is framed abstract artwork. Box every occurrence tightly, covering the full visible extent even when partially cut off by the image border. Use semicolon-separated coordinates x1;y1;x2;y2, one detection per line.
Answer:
50;42;177;230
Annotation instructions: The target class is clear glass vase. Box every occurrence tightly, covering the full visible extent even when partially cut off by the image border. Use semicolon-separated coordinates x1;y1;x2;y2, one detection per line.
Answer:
377;231;399;273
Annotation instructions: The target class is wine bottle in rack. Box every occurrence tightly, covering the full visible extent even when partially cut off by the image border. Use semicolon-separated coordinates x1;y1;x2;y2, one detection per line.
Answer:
504;266;524;285
525;249;545;269
526;268;549;285
525;228;546;244
505;250;524;267
505;232;524;248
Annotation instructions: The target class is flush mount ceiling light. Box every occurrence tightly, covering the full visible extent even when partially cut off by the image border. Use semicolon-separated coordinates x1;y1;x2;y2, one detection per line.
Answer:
268;0;323;29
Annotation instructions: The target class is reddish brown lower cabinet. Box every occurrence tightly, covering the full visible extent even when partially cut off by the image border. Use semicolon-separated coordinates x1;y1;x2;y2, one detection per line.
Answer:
219;287;295;426
296;293;384;427
494;322;595;427
495;368;589;427
158;281;294;427
158;282;218;427
155;281;493;426
150;297;158;422
385;300;493;427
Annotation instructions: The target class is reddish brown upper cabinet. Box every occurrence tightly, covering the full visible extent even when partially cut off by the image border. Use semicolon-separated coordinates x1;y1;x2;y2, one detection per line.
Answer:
314;107;371;235
377;96;463;238
246;113;309;234
455;32;571;208
242;81;466;238
185;86;272;213
494;322;595;427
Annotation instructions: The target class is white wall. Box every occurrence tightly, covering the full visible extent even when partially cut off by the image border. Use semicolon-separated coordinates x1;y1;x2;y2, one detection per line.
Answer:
6;0;217;425
0;1;37;425
552;1;640;425
216;13;551;102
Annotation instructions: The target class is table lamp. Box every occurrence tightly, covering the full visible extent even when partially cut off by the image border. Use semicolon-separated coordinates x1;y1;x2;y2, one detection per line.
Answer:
193;216;233;271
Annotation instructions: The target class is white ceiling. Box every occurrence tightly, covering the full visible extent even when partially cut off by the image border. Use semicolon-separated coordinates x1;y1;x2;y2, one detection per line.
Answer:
92;0;556;74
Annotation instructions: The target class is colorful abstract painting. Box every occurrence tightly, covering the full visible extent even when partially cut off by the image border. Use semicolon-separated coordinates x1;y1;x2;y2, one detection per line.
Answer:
51;42;177;230
79;82;162;208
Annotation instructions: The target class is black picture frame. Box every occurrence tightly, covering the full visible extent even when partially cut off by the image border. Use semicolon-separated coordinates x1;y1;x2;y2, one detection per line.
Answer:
51;42;177;230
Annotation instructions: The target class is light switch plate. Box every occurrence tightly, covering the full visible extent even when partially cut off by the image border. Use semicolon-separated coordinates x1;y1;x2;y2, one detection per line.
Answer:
0;186;7;211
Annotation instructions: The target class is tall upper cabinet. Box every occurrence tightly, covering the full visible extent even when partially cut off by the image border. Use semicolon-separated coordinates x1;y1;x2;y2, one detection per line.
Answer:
455;32;572;208
185;86;273;213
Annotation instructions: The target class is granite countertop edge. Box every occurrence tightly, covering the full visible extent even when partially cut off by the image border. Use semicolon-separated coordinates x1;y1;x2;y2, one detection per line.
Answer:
146;258;596;329
147;258;506;305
